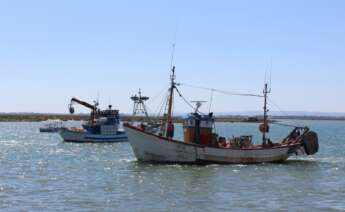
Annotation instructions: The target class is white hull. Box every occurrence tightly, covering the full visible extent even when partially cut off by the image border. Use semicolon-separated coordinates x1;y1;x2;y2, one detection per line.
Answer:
59;128;128;143
124;126;303;164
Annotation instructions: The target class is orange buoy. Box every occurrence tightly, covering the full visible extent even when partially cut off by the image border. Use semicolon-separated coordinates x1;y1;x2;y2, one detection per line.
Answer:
259;123;270;133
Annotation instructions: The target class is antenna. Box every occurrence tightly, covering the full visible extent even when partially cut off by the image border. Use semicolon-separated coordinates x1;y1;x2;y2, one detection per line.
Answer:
264;68;267;86
209;89;214;113
269;58;273;92
169;23;178;70
170;43;176;70
108;96;112;108
96;90;100;106
191;101;207;114
265;58;273;92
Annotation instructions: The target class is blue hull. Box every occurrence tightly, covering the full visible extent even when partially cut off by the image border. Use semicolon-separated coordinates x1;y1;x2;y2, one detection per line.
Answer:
59;128;128;143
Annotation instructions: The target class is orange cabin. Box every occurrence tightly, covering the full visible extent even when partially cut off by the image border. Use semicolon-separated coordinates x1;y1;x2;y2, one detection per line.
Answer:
183;113;214;145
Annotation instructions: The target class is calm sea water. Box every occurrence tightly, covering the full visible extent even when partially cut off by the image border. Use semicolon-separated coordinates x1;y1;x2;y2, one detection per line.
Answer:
1;120;345;211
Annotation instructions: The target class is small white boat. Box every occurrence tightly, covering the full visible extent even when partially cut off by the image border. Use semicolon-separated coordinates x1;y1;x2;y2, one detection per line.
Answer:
39;119;65;133
59;97;128;143
124;67;319;164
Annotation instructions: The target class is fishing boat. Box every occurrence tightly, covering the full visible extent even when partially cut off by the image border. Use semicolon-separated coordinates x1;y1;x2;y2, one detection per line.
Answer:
39;119;65;133
123;67;319;164
59;97;128;143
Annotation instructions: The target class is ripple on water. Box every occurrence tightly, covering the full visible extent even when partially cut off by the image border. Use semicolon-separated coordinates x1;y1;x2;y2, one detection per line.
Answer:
1;121;345;211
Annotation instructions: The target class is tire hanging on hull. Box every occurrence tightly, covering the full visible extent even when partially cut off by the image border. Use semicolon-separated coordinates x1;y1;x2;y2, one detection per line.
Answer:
302;131;319;155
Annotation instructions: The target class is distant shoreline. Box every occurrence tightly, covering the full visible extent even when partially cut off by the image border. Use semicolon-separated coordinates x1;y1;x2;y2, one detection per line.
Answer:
0;114;345;122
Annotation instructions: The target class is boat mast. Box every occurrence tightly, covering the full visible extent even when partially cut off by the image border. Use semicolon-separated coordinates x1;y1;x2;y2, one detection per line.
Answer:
262;83;269;144
166;66;176;136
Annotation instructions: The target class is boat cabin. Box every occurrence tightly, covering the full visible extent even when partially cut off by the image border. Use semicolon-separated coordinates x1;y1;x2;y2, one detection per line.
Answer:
183;112;255;149
183;112;214;145
83;105;121;135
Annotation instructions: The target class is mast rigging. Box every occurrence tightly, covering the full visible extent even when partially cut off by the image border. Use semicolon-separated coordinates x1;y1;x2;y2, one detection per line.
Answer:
130;89;151;123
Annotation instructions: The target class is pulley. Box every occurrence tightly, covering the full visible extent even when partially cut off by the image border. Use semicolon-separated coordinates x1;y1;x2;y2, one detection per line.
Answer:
69;104;75;114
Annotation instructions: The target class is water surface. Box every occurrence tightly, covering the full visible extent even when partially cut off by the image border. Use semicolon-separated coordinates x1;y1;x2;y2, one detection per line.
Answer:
0;120;344;211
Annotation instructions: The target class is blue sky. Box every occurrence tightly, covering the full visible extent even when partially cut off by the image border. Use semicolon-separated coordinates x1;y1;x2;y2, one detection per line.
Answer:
0;0;344;114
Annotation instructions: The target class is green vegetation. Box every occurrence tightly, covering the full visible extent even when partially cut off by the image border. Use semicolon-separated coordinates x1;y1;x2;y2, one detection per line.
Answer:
1;114;344;122
0;114;261;123
0;114;89;122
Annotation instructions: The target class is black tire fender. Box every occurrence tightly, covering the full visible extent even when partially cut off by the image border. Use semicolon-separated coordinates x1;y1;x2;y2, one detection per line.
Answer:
302;131;319;155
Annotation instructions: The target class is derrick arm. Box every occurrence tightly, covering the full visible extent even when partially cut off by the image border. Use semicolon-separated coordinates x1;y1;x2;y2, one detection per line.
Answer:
70;97;97;111
69;97;98;124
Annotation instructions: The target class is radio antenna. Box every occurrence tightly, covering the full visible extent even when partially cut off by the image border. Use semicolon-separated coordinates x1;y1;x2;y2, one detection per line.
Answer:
265;58;273;92
169;22;178;69
269;58;273;92
209;89;214;113
96;90;100;105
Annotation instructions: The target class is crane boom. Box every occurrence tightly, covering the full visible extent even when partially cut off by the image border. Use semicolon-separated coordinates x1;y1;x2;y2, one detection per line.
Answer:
69;97;98;124
71;97;97;111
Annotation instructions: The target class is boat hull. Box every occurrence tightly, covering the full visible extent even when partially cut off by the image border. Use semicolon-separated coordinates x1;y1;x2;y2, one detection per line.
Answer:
59;128;128;143
124;126;303;164
40;128;61;133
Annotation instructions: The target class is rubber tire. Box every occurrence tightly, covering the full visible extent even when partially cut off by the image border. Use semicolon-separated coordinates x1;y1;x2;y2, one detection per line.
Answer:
302;131;319;155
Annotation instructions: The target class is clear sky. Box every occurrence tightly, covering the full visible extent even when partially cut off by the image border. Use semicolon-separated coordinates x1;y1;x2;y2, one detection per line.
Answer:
1;0;345;114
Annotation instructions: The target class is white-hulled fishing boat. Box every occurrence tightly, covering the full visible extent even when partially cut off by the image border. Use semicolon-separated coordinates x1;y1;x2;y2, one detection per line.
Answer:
123;68;319;164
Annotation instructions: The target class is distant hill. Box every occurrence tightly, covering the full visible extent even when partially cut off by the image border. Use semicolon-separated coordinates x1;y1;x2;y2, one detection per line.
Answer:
1;111;345;122
211;111;345;117
2;111;345;117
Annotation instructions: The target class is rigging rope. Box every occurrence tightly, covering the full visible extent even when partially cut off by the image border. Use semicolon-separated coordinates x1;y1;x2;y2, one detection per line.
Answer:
156;98;165;117
209;89;214;113
178;83;264;98
268;99;303;127
175;86;205;115
157;91;169;118
270;122;305;128
147;84;169;105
